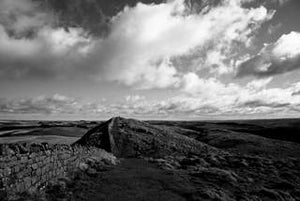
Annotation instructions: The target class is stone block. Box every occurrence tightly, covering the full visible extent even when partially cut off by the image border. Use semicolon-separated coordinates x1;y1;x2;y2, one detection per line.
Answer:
29;152;36;158
24;168;31;176
21;156;27;163
16;182;25;192
45;150;51;156
41;167;46;175
16;172;24;179
31;177;37;185
11;156;17;162
24;177;31;190
4;168;11;176
13;166;20;173
32;163;38;169
36;168;41;176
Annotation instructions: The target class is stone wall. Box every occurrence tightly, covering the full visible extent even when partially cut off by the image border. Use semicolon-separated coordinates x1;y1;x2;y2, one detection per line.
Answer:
0;143;100;197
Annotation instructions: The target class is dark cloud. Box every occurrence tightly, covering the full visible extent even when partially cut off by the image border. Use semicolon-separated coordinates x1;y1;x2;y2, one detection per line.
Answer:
241;100;290;108
33;0;226;37
0;0;89;79
0;0;277;88
292;91;300;96
241;0;292;8
35;0;166;37
236;53;300;77
0;0;53;37
0;26;96;80
0;0;268;38
236;31;300;78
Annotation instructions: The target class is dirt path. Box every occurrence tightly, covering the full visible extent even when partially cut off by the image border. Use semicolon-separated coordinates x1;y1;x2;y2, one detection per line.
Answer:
72;159;196;201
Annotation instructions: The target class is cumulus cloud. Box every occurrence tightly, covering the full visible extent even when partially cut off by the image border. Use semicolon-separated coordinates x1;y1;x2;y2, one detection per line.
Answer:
0;0;275;89
0;94;112;117
237;31;300;77
0;94;79;114
0;94;160;118
0;26;93;79
3;77;295;119
246;77;273;90
0;0;51;35
89;0;274;88
125;95;145;102
0;0;94;79
173;72;300;117
1;77;300;119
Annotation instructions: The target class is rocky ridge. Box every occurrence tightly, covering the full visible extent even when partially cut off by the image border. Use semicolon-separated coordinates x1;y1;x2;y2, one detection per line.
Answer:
71;117;300;201
73;117;225;158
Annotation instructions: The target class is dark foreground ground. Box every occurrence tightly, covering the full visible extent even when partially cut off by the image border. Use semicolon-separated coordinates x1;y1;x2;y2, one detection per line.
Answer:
70;159;192;201
58;156;300;201
1;118;300;201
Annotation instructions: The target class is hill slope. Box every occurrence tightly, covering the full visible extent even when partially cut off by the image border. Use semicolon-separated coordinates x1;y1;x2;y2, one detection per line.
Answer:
73;117;224;158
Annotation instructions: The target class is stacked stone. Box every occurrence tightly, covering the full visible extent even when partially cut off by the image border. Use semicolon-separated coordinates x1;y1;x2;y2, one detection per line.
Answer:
0;143;97;198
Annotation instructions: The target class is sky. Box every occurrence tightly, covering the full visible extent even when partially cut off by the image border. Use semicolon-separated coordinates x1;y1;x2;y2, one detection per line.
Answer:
0;0;300;120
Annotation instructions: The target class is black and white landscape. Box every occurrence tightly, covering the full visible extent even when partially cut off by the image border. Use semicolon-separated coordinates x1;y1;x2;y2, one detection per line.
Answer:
0;0;300;200
1;117;300;200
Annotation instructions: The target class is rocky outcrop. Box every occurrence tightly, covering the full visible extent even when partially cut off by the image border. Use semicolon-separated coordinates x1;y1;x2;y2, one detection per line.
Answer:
73;117;223;158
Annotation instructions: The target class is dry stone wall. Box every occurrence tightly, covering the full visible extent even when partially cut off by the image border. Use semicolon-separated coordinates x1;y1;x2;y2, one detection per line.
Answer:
0;143;99;197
